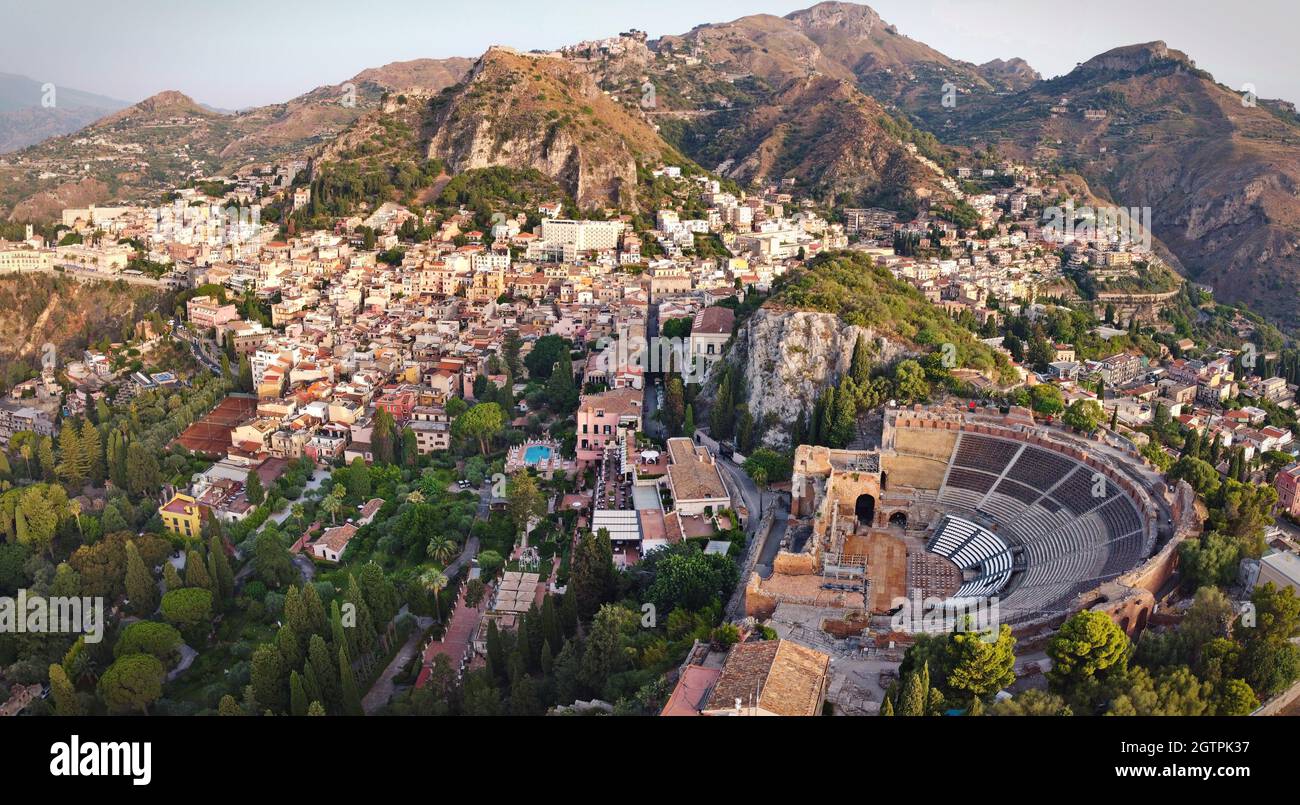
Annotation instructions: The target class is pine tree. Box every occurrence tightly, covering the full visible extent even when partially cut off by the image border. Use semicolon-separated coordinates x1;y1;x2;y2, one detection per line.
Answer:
125;540;158;616
218;695;244;716
80;420;103;484
58;425;85;487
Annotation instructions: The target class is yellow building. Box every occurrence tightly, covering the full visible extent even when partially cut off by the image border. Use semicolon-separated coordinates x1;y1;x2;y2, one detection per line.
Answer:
161;493;204;538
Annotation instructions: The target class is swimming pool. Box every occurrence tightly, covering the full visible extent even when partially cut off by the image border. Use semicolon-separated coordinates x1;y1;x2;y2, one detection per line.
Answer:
523;445;553;465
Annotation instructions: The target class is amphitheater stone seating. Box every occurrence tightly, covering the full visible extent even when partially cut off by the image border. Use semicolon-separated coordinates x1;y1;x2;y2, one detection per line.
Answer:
914;427;1150;624
954;434;1021;474
946;467;997;494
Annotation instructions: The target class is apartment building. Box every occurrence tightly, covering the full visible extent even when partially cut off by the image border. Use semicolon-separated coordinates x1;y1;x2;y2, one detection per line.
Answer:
576;387;643;465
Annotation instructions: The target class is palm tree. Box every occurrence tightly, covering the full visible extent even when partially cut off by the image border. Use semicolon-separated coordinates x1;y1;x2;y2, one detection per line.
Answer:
426;534;455;565
406;490;424;505
291;503;305;527
420;567;449;623
320;491;342;525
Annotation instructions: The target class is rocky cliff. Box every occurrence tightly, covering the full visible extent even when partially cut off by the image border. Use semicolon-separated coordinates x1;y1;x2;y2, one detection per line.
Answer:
718;307;909;448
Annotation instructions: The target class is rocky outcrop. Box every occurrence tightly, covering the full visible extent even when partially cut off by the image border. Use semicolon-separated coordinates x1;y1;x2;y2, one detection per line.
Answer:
425;47;675;210
717;308;909;448
1078;41;1189;74
717;74;940;207
976;57;1040;91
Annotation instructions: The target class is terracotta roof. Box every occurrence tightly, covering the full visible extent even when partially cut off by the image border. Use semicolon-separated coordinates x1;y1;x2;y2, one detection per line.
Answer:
316;523;358;553
692;306;735;335
661;665;723;716
704;640;830;716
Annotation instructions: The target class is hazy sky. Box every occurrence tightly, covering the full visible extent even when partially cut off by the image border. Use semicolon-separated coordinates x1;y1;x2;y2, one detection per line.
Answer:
4;0;1296;109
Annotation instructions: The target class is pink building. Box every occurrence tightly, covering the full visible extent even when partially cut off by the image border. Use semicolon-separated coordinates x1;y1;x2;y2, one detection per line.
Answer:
187;295;240;331
376;388;417;423
1275;463;1300;519
576;387;643;465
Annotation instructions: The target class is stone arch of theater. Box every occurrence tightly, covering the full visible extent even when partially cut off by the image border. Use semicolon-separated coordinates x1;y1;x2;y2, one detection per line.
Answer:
854;494;876;526
826;472;882;527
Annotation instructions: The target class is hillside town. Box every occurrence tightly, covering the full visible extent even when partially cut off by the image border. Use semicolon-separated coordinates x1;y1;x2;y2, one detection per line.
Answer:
2;134;1300;726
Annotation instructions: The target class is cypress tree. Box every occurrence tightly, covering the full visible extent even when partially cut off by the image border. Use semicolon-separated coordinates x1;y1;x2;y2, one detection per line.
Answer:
185;549;214;594
208;535;234;600
289;670;308;717
850;334;872;385
49;663;81;716
162;561;183;593
485;620;505;682
339;645;363;716
277;624;303;672
898;670;926;716
308;634;339;711
303;583;329;638
125;540;158;616
541;595;562;650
